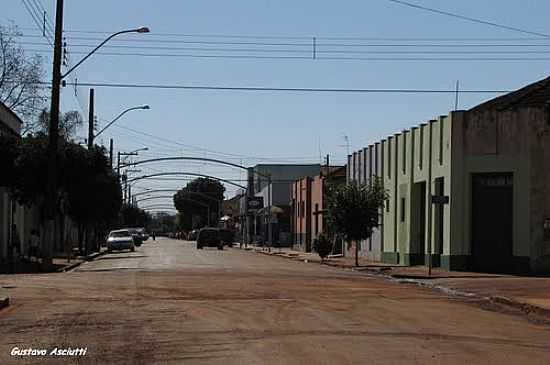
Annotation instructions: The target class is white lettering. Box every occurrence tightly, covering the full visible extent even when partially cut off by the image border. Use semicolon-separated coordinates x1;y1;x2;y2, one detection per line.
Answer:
11;347;47;356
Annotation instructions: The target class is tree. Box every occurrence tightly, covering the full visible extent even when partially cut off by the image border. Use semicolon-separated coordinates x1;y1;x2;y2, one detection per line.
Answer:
36;109;83;141
9;133;122;254
326;179;388;267
173;178;225;229
0;24;44;132
120;204;150;228
313;233;333;263
0;133;19;188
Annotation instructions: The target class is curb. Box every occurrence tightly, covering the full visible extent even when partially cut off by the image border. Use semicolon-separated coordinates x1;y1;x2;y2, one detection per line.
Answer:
58;250;108;273
251;248;550;321
0;296;9;310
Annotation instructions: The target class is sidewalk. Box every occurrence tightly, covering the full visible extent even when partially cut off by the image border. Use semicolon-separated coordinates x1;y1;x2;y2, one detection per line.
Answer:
248;245;550;319
0;247;107;274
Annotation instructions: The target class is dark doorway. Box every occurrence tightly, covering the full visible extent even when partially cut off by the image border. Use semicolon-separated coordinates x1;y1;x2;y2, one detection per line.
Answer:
471;173;513;273
411;182;426;263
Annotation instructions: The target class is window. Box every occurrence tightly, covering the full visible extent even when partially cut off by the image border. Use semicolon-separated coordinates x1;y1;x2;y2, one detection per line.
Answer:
300;201;305;217
386;199;390;213
400;197;406;222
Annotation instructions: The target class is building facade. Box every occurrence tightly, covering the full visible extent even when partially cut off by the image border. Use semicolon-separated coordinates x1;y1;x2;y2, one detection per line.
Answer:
243;164;321;246
347;77;550;274
0;101;24;265
291;166;346;252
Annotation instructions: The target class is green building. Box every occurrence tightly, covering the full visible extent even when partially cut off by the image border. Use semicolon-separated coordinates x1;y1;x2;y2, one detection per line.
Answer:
347;77;550;274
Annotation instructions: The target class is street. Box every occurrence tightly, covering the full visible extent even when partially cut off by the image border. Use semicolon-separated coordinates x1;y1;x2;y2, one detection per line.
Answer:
0;238;549;364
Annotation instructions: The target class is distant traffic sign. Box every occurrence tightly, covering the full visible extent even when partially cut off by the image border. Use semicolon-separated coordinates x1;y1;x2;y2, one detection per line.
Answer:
431;195;449;205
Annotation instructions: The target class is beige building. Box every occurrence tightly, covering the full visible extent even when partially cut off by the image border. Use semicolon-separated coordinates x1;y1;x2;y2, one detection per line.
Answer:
347;77;550;274
0;101;25;264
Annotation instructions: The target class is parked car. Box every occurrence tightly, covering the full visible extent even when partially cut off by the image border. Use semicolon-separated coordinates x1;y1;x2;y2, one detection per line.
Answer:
196;228;223;250
218;228;235;246
107;229;135;253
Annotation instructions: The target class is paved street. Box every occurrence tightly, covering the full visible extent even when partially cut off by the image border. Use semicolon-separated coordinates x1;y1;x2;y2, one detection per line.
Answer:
1;238;550;364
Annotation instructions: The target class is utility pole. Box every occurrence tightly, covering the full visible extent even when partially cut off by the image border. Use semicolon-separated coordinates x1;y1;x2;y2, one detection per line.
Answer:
44;0;64;268
109;138;113;167
117;151;121;176
87;88;94;149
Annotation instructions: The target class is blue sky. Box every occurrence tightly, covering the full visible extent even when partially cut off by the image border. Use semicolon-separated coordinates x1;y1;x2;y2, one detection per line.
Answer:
4;0;550;203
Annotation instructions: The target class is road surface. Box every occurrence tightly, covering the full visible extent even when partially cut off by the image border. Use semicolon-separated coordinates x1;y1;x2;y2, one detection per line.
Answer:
1;238;550;364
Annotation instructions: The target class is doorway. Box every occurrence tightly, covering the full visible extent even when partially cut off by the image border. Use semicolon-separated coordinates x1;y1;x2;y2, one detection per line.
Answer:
411;182;426;263
471;173;513;273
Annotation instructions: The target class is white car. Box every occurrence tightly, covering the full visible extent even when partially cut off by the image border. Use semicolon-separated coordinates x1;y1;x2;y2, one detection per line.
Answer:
107;229;136;253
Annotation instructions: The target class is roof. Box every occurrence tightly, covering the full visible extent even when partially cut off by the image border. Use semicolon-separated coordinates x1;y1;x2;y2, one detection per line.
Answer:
470;76;550;112
0;101;23;137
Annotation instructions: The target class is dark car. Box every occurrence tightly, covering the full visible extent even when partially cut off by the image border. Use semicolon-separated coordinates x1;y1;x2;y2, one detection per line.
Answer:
197;228;223;250
218;228;234;246
127;228;144;246
188;229;199;241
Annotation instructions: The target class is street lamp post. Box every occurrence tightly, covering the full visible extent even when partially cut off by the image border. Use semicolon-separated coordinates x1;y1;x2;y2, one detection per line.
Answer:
89;105;150;149
45;0;149;267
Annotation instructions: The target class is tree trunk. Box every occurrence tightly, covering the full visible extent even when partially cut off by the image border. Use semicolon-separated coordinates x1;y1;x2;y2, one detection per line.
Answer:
77;223;83;255
355;240;359;267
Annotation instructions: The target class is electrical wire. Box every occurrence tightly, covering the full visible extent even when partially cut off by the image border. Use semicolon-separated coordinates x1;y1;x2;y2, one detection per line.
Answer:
385;0;550;38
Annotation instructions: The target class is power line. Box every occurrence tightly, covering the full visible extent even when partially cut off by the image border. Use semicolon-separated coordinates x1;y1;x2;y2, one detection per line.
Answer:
21;41;550;54
385;0;550;38
20;0;54;46
48;81;511;94
24;48;550;61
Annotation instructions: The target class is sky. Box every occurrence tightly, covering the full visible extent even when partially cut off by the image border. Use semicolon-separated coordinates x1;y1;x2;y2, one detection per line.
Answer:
4;0;550;208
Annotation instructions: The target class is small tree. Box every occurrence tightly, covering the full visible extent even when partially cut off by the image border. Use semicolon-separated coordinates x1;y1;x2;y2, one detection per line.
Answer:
326;179;387;267
313;233;333;263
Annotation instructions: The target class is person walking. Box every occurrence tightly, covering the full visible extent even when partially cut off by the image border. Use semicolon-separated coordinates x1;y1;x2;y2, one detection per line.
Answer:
28;229;41;262
152;231;156;241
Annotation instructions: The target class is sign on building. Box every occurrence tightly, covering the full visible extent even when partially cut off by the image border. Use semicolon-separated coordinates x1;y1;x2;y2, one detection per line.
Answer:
247;197;263;213
431;195;450;205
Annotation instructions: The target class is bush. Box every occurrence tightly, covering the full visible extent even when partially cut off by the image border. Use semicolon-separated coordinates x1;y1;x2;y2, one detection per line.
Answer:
313;233;333;262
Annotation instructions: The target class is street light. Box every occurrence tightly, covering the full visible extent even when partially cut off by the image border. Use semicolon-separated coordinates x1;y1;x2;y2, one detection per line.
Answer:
90;105;150;147
45;0;151;268
62;27;150;79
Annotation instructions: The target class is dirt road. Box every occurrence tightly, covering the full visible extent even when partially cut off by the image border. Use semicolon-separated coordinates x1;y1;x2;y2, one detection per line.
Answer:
1;238;549;364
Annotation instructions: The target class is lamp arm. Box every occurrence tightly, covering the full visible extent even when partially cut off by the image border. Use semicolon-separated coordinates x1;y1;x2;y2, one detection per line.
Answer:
62;30;134;79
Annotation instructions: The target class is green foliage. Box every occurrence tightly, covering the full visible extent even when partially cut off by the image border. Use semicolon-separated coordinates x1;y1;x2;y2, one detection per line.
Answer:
120;204;150;227
62;144;122;227
313;233;333;261
173;178;225;229
8;133;122;228
0;133;19;187
326;178;388;246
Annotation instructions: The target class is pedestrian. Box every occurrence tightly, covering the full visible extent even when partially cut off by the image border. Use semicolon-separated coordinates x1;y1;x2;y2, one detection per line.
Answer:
152;231;156;241
28;229;40;262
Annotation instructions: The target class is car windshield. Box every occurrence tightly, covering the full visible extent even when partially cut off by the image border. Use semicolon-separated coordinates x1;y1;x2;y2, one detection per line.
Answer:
109;231;130;238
